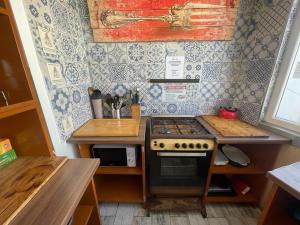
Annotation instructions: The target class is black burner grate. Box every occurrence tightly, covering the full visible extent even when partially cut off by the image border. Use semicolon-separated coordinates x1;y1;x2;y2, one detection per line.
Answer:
151;117;211;136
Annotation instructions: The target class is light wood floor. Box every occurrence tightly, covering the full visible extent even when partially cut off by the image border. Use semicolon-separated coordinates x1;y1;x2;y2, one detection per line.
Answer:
99;203;261;225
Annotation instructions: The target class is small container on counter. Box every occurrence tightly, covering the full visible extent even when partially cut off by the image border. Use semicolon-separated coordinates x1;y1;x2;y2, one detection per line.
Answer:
131;104;141;119
90;89;103;119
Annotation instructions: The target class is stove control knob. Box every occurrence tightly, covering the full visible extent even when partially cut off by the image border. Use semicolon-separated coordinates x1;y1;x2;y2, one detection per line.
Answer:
189;144;194;149
203;143;209;149
196;143;202;148
182;143;187;149
159;143;165;148
175;143;180;149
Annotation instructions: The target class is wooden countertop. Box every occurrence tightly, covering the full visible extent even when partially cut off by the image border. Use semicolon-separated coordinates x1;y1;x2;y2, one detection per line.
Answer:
8;158;100;225
267;168;300;200
68;117;147;145
197;117;290;144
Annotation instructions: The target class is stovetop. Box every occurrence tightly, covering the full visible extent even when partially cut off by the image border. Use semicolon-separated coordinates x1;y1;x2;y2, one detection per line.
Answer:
150;117;214;138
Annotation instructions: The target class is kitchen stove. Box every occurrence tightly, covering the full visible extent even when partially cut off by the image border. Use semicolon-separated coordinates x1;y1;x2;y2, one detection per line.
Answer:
150;117;215;151
148;117;215;217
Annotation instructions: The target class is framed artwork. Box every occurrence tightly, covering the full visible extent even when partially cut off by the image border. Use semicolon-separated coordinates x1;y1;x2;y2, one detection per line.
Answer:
88;0;240;42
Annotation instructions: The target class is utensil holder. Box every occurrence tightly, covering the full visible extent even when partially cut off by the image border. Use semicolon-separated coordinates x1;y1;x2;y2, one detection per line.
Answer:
91;99;103;119
112;109;121;119
131;104;141;119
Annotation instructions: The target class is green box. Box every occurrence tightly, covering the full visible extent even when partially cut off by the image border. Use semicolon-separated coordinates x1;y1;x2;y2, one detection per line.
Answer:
0;149;17;169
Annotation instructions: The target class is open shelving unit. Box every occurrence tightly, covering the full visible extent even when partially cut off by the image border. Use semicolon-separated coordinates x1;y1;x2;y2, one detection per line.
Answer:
198;117;290;205
211;163;264;175
0;0;53;156
70;120;147;205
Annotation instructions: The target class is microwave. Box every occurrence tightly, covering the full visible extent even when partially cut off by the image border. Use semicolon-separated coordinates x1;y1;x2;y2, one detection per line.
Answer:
91;144;137;167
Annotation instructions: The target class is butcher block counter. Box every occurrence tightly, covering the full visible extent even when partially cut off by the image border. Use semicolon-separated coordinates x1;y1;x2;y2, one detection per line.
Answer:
0;157;100;225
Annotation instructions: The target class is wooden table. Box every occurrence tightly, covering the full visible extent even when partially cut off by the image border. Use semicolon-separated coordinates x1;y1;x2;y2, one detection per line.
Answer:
3;158;101;225
69;118;147;205
258;168;300;225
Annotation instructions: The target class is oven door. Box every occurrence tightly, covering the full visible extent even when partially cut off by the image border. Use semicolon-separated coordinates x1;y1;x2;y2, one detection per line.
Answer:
149;151;212;196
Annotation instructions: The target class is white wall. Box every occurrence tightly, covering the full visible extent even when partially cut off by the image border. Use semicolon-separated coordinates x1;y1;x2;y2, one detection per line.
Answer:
9;0;78;158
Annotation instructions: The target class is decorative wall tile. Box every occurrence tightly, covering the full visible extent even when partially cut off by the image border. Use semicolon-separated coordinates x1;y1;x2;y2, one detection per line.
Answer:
127;64;147;81
256;0;291;37
37;24;56;54
245;59;275;83
148;83;163;100
112;83;129;96
184;42;207;62
199;82;235;101
107;43;128;63
127;43;146;64
166;42;185;56
145;63;165;79
89;43;108;64
50;87;72;116
184;62;202;79
253;35;280;59
233;101;262;125
47;61;65;87
244;82;265;104
108;64;128;82
146;43;166;63
166;103;178;114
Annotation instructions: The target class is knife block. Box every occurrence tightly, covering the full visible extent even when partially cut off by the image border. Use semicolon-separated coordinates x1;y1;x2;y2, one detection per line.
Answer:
131;104;141;119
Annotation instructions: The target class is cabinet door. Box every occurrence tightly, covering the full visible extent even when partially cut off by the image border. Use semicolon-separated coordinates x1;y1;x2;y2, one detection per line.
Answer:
0;13;32;107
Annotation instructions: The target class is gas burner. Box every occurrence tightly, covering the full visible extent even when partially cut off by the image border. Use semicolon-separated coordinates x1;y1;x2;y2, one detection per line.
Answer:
151;117;214;138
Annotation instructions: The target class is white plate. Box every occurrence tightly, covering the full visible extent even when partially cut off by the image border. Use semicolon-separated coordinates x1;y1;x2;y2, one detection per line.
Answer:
222;145;250;167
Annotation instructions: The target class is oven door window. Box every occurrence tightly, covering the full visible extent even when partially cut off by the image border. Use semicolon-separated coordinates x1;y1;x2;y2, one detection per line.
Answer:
160;157;198;178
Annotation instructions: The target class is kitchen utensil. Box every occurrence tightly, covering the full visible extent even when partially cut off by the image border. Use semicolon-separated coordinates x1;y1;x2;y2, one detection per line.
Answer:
105;94;113;108
88;87;94;97
112;108;121;119
222;145;250;167
1;90;8;106
101;3;227;29
218;106;238;119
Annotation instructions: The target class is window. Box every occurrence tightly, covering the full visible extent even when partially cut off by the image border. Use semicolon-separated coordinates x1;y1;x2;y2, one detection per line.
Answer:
264;7;300;135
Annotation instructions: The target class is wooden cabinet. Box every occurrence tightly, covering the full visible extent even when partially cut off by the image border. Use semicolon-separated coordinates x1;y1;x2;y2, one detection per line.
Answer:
0;0;53;156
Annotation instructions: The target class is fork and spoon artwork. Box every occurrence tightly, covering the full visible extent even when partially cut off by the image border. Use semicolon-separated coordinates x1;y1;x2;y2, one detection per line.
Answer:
88;0;240;42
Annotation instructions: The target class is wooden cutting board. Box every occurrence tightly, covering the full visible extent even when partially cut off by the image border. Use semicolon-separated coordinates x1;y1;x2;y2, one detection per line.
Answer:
202;115;269;138
73;119;141;137
0;156;67;225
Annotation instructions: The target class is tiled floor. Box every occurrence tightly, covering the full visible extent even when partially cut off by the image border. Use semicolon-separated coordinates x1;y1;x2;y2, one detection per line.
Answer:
99;203;261;225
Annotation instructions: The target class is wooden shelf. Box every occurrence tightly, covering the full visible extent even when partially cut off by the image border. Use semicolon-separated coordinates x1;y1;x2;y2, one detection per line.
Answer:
0;7;8;15
0;100;36;119
212;163;264;175
73;205;94;225
95;175;143;203
149;79;200;83
96;165;142;175
205;192;258;203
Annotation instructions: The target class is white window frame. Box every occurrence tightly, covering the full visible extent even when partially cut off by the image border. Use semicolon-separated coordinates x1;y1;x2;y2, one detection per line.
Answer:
264;5;300;135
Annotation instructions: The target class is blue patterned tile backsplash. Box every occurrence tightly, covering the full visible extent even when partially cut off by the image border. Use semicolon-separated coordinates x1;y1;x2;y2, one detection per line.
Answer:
23;0;297;141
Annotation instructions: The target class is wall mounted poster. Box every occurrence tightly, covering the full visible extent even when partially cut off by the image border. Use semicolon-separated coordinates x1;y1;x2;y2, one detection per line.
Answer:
88;0;240;42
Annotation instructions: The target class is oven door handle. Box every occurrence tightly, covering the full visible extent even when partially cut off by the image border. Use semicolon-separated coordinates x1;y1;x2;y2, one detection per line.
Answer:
157;152;207;157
